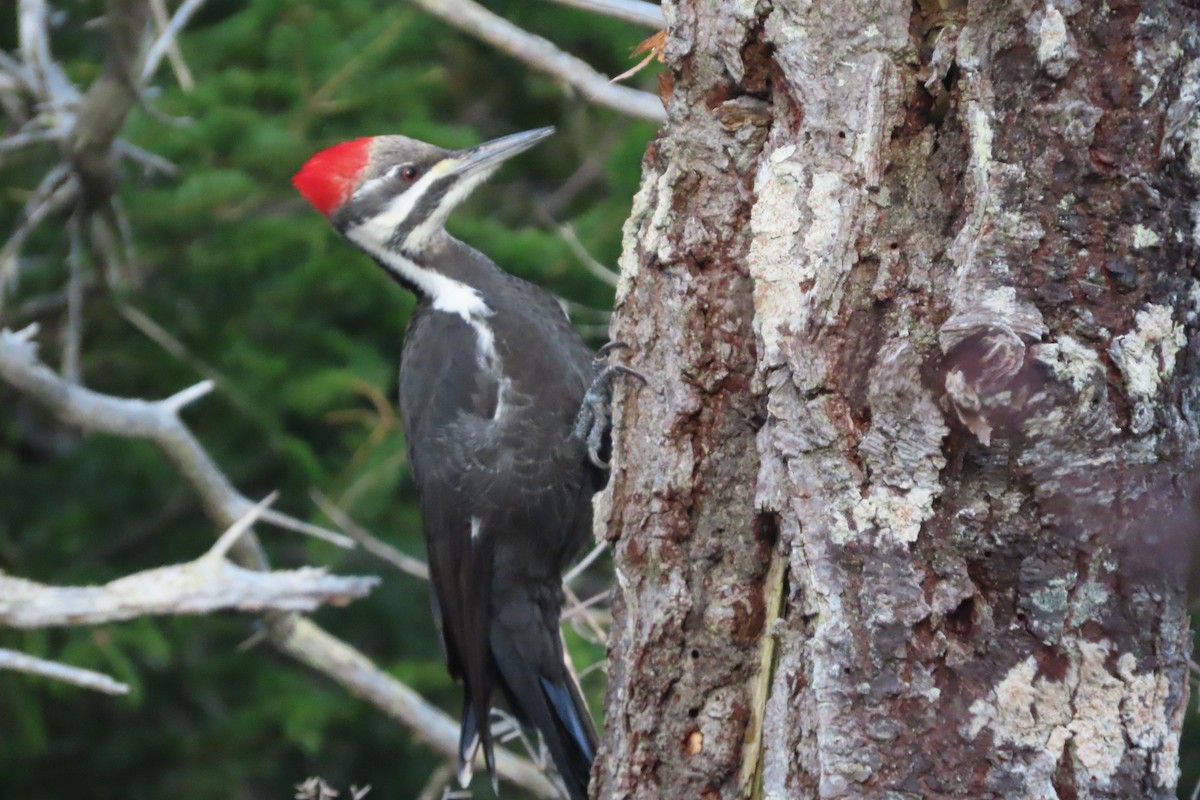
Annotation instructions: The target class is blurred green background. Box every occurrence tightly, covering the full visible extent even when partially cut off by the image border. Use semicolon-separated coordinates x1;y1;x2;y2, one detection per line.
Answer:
6;3;1200;799
0;1;655;797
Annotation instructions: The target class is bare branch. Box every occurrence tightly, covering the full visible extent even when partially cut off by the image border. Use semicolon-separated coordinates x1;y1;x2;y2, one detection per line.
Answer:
563;540;608;585
259;507;356;550
163;378;215;413
558;298;612;324
141;0;209;84
563;585;608;644
210;491;278;558
148;0;196;91
18;0;57;98
310;489;431;581
554;221;619;287
115;140;179;176
0;560;379;629
538;0;664;28
0;129;61;162
0;164;78;302
0;328;561;800
0;327;268;568
61;212;84;381
409;0;665;121
71;0;151;205
0;492;377;628
3;279;95;325
0;49;35;97
0;647;130;695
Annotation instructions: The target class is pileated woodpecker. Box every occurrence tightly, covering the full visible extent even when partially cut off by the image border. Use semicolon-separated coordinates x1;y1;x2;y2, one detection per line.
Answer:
293;128;608;799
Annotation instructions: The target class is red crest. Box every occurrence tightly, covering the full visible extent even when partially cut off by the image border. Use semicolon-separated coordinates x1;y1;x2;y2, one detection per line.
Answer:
292;138;373;216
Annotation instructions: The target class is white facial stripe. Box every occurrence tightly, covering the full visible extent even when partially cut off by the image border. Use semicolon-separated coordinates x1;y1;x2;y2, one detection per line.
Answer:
349;157;459;244
403;169;494;252
470;516;482;542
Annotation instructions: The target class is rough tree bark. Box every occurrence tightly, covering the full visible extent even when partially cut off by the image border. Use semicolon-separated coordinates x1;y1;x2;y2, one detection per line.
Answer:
597;2;1199;798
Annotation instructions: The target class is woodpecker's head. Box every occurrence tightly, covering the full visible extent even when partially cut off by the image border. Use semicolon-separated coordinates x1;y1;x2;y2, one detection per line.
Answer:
292;127;554;255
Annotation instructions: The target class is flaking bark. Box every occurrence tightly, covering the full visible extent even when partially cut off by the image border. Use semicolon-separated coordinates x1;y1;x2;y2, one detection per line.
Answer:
599;2;1199;798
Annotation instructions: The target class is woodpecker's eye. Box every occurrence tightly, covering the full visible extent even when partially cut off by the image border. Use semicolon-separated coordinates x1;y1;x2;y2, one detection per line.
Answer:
399;165;419;182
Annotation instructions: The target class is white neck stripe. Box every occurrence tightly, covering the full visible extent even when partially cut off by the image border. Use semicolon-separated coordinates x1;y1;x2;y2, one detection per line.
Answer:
347;232;490;320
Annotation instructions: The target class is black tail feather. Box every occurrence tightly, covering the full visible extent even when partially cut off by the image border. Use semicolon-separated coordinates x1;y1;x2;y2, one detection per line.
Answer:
490;628;597;800
539;674;596;766
457;698;496;789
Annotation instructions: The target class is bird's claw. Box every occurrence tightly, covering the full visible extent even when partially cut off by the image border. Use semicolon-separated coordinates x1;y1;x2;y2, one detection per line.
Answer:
574;346;646;469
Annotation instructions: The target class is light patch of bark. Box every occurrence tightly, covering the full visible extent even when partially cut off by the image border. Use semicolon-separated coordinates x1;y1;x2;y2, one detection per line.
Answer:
1117;653;1175;786
1034;7;1070;77
1109;304;1186;400
967;639;1163;791
1035;335;1105;393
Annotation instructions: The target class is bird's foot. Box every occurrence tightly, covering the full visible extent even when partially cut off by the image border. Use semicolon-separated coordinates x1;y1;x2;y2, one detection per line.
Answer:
573;344;647;469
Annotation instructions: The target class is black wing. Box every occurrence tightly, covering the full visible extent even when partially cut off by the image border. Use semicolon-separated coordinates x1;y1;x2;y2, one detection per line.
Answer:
399;286;601;795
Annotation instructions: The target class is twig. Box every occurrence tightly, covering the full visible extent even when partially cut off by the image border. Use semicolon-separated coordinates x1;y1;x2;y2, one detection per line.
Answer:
210;491;278;558
310;489;430;581
0;49;35;97
558;297;612;325
18;0;55;98
0;647;130;695
259;507;356;550
141;0;209;83
537;0;663;27
562;589;610;620
554;221;619;287
4;278;95;324
563;584;607;644
116;303;260;419
0;129;61;162
409;0;665;121
304;13;412;118
0;164;78;303
148;0;195;91
61;212;84;382
116;140;179;176
415;763;457;800
563;540;608;585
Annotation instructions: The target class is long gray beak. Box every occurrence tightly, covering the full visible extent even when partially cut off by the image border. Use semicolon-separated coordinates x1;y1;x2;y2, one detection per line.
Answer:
452;126;555;177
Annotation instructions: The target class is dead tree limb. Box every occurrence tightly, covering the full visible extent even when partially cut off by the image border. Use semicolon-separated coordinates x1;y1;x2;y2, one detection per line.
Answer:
537;0;663;28
410;0;665;121
0;647;130;695
0;501;379;628
0;325;562;800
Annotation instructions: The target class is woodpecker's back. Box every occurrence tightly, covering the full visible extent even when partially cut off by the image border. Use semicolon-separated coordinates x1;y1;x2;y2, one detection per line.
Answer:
294;128;601;800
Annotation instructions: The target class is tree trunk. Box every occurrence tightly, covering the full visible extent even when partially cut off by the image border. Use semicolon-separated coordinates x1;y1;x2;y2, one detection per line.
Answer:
596;2;1199;798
